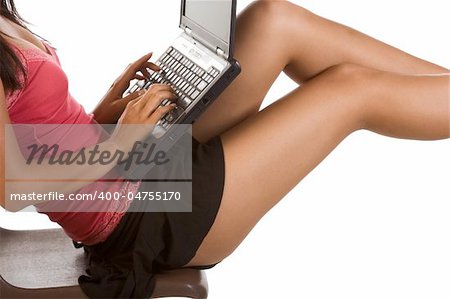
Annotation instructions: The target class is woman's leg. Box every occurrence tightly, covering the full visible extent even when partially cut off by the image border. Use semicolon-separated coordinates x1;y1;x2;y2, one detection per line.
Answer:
185;64;449;266
193;0;448;143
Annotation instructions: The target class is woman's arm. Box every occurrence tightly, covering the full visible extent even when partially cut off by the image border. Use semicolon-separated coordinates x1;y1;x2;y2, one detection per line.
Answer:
0;79;122;211
1;78;177;212
92;52;160;124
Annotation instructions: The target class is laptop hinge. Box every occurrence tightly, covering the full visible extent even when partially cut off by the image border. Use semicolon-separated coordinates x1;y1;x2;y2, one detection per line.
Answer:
184;26;193;36
216;47;226;60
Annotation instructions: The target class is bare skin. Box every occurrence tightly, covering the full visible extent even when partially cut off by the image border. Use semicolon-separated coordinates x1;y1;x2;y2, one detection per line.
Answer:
184;1;449;266
0;18;177;210
1;0;448;273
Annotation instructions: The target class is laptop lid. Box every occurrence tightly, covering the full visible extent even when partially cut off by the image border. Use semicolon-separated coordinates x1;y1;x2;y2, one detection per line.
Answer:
180;0;237;61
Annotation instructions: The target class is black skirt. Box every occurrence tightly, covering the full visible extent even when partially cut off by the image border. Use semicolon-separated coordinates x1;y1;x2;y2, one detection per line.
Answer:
77;134;225;299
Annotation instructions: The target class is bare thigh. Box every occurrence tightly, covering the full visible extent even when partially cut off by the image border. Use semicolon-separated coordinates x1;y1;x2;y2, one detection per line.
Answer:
192;1;447;143
191;1;289;143
185;64;372;266
184;65;450;266
183;1;449;266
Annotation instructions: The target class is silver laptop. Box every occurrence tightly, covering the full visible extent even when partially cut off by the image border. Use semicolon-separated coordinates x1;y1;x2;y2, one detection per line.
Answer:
125;0;241;142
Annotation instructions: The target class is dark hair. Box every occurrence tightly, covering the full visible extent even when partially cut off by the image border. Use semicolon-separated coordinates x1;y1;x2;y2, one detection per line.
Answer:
0;0;27;92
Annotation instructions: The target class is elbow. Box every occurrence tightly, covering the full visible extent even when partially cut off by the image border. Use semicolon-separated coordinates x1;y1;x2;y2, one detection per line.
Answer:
1;197;19;213
0;186;9;211
2;186;30;212
1;204;20;213
1;199;29;213
1;194;18;213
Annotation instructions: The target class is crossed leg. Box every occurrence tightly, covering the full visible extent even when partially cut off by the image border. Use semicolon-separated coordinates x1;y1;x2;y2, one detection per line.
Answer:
186;1;449;266
192;0;448;144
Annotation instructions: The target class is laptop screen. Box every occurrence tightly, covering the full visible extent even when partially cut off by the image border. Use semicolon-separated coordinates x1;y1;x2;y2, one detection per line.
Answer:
184;0;233;43
180;0;236;60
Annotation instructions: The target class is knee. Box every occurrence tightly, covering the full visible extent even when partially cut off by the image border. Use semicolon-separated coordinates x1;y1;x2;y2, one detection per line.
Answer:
324;63;372;78
322;63;383;92
248;0;304;14
315;63;384;130
241;0;311;33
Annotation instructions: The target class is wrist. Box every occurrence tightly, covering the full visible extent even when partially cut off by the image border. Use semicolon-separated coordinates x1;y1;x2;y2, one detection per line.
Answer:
108;128;145;154
92;101;120;125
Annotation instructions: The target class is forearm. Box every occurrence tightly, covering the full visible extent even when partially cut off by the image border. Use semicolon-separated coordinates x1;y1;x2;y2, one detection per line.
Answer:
92;95;125;124
4;138;128;212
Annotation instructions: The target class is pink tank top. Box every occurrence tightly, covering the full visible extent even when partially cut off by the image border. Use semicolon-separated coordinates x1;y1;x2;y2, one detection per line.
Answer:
6;42;140;245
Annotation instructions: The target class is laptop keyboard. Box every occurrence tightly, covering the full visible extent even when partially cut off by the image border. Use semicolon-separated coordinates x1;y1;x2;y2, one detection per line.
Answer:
127;47;221;132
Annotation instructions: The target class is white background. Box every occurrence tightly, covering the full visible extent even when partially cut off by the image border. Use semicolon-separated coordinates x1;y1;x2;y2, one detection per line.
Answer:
1;1;449;298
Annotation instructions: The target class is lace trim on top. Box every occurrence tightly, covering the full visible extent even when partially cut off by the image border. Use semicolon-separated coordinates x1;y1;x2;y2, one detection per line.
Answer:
81;181;141;245
6;44;56;110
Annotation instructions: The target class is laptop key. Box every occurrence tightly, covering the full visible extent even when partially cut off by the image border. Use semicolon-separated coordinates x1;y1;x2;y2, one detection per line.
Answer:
191;90;200;99
144;47;226;129
162;122;171;130
197;77;205;86
178;97;192;109
153;125;167;138
173;76;182;86
165;113;175;122
166;106;183;123
188;73;196;81
197;81;207;91
129;84;140;94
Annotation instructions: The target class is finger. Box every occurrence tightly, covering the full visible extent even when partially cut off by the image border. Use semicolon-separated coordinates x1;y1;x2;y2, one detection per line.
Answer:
143;90;178;116
139;66;151;79
136;62;162;82
144;62;160;72
148;103;177;124
132;52;153;69
123;89;146;103
133;85;166;108
109;52;154;97
121;52;154;80
127;97;141;108
145;83;175;95
123;96;142;113
133;74;147;81
136;83;176;106
116;90;145;112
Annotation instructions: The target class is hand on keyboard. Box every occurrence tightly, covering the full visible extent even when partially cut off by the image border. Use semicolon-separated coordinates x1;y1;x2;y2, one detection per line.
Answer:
94;52;160;124
111;84;178;151
124;47;221;137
